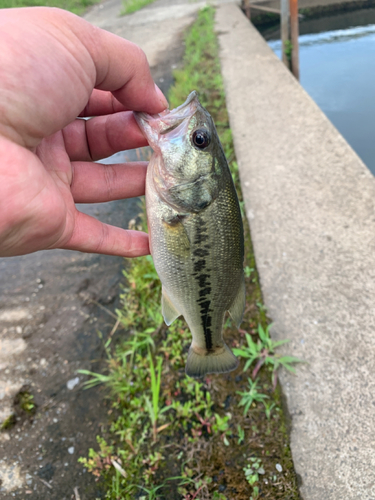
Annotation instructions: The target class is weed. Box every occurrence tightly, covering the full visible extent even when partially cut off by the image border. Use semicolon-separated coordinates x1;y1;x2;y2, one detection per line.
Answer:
0;0;100;15
212;493;226;500
212;413;231;446
13;387;37;417
244;265;255;278
1;414;16;431
237;378;269;415
19;392;35;413
284;40;293;61
121;0;154;15
233;323;302;388
78;369;112;389
244;457;265;499
144;350;171;442
78;436;116;478
237;424;245;444
136;482;165;500
263;401;276;420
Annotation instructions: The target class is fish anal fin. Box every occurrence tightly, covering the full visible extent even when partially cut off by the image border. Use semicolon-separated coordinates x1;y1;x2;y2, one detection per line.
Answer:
185;344;239;378
228;273;246;329
162;288;181;326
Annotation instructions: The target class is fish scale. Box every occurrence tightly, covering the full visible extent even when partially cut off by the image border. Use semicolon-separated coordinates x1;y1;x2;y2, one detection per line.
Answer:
135;91;245;378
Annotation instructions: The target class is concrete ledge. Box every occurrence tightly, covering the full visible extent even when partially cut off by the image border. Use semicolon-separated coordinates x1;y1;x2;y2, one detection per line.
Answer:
217;4;375;499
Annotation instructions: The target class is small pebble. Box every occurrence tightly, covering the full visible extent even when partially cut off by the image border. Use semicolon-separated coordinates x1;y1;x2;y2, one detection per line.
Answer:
276;463;282;472
68;447;75;455
66;377;79;390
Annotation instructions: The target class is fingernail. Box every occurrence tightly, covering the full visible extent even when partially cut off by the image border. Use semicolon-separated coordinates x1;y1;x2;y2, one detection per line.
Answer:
154;84;169;109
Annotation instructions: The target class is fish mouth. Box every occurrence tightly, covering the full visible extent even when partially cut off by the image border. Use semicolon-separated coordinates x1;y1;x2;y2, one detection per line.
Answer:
134;91;200;147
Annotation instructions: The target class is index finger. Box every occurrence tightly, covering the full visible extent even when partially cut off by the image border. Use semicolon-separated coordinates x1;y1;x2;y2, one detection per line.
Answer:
0;8;168;148
79;89;128;117
69;13;168;113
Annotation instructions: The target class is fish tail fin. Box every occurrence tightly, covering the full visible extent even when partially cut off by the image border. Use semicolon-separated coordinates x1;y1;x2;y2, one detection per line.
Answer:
185;344;239;378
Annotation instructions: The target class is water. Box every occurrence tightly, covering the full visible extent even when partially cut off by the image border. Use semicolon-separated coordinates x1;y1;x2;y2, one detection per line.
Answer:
267;9;375;174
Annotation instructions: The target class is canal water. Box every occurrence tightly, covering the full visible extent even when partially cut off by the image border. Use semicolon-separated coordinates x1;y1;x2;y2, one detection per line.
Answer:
265;8;375;175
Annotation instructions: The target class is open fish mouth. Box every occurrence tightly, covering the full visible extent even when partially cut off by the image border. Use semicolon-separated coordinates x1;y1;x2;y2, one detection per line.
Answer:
134;91;200;146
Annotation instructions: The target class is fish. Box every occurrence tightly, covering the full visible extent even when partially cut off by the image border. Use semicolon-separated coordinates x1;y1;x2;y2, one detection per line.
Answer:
135;91;245;378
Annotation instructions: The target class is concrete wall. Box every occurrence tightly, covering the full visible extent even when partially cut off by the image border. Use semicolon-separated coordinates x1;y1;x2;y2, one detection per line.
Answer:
217;4;375;499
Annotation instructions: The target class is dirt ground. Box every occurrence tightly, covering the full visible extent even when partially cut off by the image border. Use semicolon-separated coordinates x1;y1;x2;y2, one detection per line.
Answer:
0;190;140;499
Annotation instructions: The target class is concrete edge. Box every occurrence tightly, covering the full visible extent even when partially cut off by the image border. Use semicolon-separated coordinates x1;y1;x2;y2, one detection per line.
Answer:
216;4;375;500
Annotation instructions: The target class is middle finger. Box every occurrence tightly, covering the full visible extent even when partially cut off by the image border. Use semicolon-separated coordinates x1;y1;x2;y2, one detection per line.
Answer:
70;161;147;203
63;111;149;162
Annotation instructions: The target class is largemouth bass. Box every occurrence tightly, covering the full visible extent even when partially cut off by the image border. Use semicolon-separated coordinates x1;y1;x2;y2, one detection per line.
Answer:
135;91;245;378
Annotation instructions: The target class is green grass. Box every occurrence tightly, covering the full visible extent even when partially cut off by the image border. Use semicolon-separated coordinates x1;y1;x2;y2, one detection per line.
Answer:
0;0;152;15
121;0;154;15
0;0;100;14
233;323;301;389
79;6;301;500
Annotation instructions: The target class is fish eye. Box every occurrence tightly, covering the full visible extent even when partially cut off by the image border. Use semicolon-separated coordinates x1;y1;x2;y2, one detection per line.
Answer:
192;129;211;149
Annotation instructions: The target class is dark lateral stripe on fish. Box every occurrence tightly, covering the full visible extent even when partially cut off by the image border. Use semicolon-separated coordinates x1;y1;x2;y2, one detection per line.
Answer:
193;260;206;273
194;218;209;245
199;287;211;297
193;248;209;258
196;274;210;287
198;298;213;350
193;217;213;351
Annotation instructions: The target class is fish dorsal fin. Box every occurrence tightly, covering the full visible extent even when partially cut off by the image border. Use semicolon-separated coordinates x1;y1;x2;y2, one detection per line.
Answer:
228;273;246;328
162;287;181;326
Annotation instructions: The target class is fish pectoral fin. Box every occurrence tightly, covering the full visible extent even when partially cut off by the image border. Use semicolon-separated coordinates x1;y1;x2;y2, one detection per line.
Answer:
162;213;190;257
228;273;246;328
168;174;219;213
162;288;181;326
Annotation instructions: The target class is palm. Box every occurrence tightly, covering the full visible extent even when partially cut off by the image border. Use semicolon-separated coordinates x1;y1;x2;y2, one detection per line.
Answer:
1;111;149;257
31;132;76;252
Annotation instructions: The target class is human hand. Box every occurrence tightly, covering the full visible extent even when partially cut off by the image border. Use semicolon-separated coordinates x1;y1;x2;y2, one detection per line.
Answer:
0;7;168;258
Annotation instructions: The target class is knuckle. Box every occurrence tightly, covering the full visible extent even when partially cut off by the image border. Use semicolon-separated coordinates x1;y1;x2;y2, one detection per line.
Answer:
103;165;117;200
95;223;110;253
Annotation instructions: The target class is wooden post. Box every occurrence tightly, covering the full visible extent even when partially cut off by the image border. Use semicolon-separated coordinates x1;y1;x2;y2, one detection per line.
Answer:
280;0;290;69
289;0;300;79
243;0;251;19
